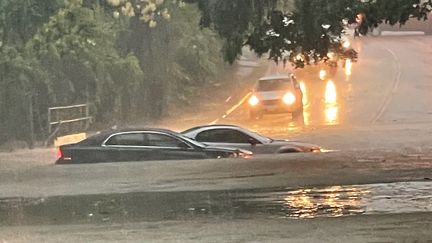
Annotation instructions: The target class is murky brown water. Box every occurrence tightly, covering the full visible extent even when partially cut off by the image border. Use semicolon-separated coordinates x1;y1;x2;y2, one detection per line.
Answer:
0;181;430;226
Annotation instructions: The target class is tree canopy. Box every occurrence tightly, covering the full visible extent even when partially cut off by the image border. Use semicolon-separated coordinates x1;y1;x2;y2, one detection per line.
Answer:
188;0;432;67
0;0;226;145
107;0;432;67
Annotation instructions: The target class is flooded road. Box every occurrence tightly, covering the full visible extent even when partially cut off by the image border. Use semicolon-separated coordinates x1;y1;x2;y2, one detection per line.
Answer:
239;181;432;219
201;36;432;142
1;181;431;226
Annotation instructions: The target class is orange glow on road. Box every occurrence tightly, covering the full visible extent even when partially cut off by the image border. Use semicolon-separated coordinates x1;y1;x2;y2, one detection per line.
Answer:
303;110;311;126
283;186;367;218
345;59;352;77
298;80;311;126
325;80;339;125
325;106;339;125
299;81;308;105
325;80;337;104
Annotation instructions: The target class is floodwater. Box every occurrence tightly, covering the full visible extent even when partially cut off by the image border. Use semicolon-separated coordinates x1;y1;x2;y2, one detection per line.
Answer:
0;181;431;226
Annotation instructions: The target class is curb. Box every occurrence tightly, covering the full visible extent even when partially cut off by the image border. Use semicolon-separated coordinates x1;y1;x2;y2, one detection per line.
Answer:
381;31;426;36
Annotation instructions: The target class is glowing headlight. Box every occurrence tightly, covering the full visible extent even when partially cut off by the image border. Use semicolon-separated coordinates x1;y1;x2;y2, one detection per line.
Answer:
311;147;322;153
248;95;259;106
319;69;327;80
283;92;296;105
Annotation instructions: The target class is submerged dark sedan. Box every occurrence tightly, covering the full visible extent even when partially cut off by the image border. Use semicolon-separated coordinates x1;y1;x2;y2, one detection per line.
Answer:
182;125;322;154
56;128;252;164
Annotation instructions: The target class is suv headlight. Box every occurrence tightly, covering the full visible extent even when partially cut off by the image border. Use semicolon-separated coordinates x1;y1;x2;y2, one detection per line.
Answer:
248;95;259;106
283;92;296;105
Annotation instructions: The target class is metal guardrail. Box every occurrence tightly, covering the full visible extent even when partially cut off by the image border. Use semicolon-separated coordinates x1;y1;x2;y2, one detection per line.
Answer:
49;116;93;126
47;103;92;135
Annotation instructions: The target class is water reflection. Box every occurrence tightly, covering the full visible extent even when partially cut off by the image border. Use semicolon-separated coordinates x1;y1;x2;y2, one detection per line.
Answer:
299;81;308;106
283;186;368;218
324;80;339;125
298;80;311;126
296;79;340;126
345;59;352;78
325;80;337;104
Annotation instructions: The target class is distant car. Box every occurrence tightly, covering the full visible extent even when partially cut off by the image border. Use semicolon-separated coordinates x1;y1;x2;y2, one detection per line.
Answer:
56;128;252;164
248;74;303;119
182;125;322;154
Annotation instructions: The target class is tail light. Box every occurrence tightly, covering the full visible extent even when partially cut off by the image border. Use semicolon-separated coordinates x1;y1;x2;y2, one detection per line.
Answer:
56;147;63;160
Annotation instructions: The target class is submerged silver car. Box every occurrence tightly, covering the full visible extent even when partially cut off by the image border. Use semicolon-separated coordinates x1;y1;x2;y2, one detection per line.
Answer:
182;125;322;154
248;74;304;119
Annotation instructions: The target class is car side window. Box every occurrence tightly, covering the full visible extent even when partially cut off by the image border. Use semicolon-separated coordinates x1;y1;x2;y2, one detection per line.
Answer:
144;133;185;148
196;129;252;143
105;133;146;146
195;130;215;142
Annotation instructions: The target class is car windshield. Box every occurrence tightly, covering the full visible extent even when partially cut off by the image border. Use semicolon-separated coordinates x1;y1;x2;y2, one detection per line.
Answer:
257;79;291;91
248;130;273;143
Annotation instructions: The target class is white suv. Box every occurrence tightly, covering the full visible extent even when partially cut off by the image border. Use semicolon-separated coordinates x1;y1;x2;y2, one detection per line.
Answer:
248;74;303;119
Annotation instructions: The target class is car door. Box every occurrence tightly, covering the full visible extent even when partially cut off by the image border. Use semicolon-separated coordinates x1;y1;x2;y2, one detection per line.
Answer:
143;132;208;160
195;129;262;152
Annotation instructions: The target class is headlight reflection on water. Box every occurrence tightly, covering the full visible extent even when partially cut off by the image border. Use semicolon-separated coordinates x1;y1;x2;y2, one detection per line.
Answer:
283;186;368;218
325;80;337;104
324;80;339;125
345;59;352;77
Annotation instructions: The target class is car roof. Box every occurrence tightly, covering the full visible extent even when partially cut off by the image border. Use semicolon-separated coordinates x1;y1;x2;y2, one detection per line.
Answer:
110;127;177;134
182;124;273;144
259;74;292;81
182;124;241;133
80;127;180;145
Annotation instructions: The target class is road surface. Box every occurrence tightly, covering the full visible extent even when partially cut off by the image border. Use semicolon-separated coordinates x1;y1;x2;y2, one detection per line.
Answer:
1;36;432;242
154;36;432;153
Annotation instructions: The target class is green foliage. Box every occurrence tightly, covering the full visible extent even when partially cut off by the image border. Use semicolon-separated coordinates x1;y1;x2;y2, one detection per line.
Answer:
0;0;62;142
28;1;144;122
115;2;224;118
0;0;226;144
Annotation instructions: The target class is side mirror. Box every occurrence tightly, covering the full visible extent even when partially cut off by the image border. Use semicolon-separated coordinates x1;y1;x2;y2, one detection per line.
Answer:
248;138;259;146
